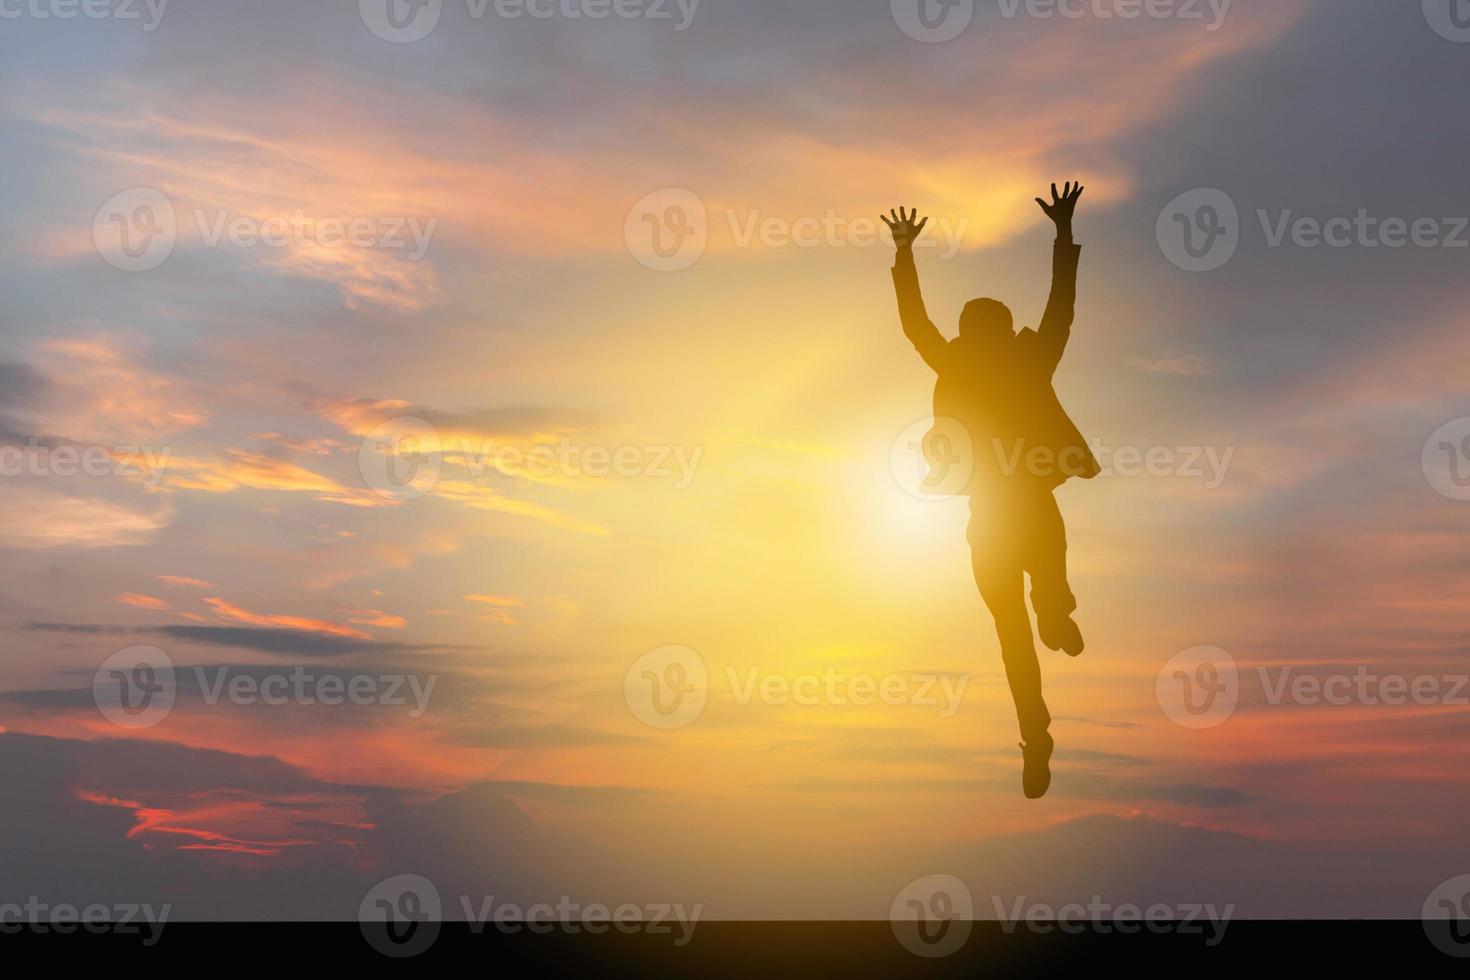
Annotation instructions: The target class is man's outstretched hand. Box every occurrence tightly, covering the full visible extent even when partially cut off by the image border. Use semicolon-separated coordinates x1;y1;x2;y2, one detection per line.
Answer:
881;207;928;251
1036;182;1084;240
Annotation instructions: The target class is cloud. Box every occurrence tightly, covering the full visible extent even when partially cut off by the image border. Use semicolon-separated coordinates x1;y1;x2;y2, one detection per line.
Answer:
348;609;406;630
311;397;588;442
115;593;170;610
157;624;493;659
149;448;384;507
202;597;372;640
0;361;49;441
0;486;173;549
464;595;523;624
28;335;208;445
465;594;524;605
1127;354;1209;377
20;621;476;658
0;731;1448;918
478;780;651;803
0;336;207;549
448;725;645;749
157;575;215;588
1055;773;1254;808
17;0;1312;305
310;395;609;532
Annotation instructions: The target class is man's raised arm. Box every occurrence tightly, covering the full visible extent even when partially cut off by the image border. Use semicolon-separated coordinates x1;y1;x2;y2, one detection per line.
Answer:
882;207;948;374
1035;182;1085;377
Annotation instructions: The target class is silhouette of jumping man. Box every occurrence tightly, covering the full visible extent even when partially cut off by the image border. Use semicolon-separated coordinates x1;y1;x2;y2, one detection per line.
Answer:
883;183;1099;799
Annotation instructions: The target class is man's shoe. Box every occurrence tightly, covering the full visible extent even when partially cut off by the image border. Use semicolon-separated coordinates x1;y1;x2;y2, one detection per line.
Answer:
1038;615;1085;657
1020;733;1054;800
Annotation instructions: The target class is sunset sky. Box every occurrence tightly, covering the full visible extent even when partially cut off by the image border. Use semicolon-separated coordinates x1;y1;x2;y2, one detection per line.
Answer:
2;0;1469;920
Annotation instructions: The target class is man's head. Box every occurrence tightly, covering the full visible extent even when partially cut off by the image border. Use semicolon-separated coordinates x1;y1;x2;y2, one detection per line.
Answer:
959;298;1014;344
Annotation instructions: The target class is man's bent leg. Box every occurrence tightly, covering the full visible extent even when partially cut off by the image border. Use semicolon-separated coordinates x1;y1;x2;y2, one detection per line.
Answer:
1027;490;1083;656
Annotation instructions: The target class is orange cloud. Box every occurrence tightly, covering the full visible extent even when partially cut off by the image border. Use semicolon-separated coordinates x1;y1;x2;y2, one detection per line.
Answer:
312;397;585;447
465;594;526;625
149;449;384;507
115;593;170;610
475;609;518;626
0;487;173;549
349;609;407;630
32;334;208;444
26;5;1312;295
203;597;371;640
157;575;216;588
